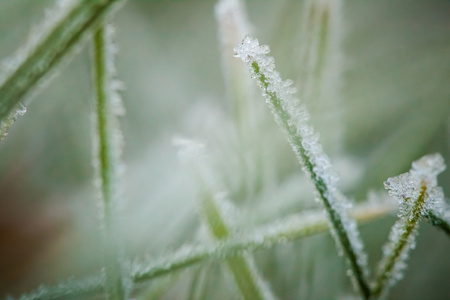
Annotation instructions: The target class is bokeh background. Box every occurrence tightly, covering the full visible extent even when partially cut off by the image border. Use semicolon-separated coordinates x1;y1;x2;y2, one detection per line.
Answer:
0;0;450;299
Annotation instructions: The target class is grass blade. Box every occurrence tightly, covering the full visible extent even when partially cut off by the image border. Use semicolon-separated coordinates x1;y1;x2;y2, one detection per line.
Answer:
234;35;371;298
16;201;394;300
373;154;446;298
0;0;123;125
92;24;127;300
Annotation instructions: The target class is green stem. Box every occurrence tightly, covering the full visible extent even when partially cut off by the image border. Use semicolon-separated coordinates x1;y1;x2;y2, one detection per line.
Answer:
0;0;123;126
310;5;329;103
197;183;273;300
134;201;393;283
250;60;371;299
93;25;125;300
15;276;104;300
372;185;427;298
18;201;393;300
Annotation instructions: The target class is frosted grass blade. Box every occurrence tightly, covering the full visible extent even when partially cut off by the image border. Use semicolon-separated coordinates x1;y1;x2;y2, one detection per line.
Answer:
92;24;127;300
133;200;393;284
16;201;393;300
373;153;446;298
174;138;276;300
234;35;371;298
0;0;123;126
298;0;343;153
215;0;254;131
17;276;103;300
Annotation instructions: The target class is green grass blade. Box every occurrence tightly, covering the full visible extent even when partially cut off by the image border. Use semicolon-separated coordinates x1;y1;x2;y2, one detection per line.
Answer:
234;35;371;298
16;201;394;300
92;24;126;300
373;154;446;298
0;0;123;125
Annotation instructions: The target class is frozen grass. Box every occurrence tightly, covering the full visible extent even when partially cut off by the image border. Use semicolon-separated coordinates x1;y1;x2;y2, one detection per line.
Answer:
1;0;450;299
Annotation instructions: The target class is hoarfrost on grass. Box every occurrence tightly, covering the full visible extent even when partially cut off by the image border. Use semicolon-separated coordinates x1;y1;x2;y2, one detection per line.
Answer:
375;153;446;297
0;0;123;124
0;0;78;86
91;23;128;300
384;153;446;221
234;35;370;294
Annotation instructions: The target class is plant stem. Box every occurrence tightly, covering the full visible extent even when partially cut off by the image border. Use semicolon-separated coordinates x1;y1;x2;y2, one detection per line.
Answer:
372;185;427;298
0;0;123;126
215;0;253;132
18;201;393;300
249;58;371;299
93;25;126;300
134;201;392;283
197;182;275;300
298;0;344;154
17;276;104;300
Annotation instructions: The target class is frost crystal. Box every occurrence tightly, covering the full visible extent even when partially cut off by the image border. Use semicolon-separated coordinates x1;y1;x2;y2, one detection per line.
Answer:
376;153;446;296
234;35;370;294
383;153;446;221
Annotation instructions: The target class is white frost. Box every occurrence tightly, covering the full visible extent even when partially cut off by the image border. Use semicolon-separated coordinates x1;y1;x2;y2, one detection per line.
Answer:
384;153;446;220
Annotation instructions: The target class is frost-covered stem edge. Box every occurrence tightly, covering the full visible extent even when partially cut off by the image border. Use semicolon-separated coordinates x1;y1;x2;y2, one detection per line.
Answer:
372;185;427;298
93;25;125;300
0;0;122;126
0;103;26;143
248;60;371;299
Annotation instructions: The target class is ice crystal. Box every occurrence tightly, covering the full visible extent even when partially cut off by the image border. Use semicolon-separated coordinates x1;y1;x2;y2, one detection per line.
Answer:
384;153;446;221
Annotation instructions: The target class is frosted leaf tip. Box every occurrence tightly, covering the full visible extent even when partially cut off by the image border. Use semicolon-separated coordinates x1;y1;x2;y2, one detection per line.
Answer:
233;35;269;62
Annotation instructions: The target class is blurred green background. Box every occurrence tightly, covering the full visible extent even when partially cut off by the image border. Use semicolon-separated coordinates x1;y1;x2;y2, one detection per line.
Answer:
0;0;449;299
